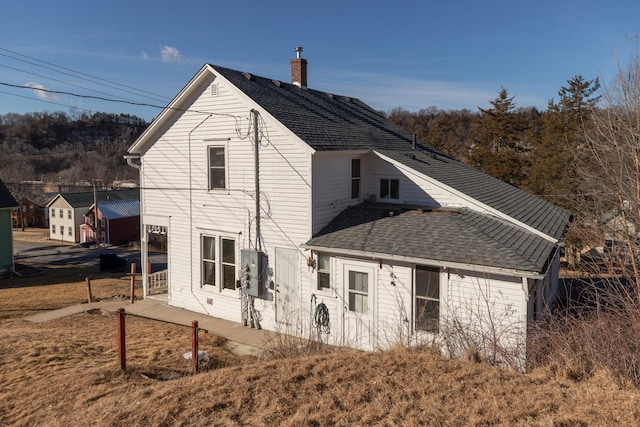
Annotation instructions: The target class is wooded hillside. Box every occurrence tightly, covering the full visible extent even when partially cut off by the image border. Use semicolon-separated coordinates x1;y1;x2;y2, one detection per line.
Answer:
0;111;148;186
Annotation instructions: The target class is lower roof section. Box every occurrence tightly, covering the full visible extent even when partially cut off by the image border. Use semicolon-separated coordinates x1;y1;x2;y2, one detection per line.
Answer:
304;203;557;275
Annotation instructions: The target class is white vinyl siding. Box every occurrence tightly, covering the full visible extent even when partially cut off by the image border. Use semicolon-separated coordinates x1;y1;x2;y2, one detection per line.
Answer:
140;72;312;325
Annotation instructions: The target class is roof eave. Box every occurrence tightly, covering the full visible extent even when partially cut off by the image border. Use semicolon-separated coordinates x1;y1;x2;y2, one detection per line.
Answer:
128;64;216;155
300;243;545;279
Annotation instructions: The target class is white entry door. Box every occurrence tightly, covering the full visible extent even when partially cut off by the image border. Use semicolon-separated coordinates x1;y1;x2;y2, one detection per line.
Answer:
275;248;301;326
342;263;375;350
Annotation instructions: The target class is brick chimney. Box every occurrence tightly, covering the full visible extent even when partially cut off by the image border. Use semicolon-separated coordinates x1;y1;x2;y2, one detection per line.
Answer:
290;46;307;87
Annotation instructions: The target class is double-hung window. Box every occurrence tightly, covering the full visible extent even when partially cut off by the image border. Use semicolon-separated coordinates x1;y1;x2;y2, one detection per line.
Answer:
52;225;56;234
51;209;55;218
60;226;64;236
208;146;226;190
67;210;72;219
351;159;361;199
380;178;399;200
317;252;331;291
59;209;63;218
415;266;440;333
202;235;236;290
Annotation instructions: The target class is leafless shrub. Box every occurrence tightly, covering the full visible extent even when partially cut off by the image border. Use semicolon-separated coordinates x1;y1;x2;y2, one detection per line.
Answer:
261;309;336;359
438;283;526;371
529;277;640;385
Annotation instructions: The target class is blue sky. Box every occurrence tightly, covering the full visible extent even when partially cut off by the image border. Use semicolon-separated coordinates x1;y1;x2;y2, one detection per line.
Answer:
1;0;638;122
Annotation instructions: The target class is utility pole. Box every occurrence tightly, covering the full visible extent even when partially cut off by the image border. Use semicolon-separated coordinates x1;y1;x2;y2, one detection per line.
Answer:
93;180;99;246
252;109;261;251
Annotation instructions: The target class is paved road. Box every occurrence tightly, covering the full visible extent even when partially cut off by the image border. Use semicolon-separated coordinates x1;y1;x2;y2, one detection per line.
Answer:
14;239;166;271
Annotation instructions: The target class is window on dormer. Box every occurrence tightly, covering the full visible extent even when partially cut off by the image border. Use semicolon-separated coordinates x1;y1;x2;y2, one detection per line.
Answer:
351;159;361;199
380;179;399;200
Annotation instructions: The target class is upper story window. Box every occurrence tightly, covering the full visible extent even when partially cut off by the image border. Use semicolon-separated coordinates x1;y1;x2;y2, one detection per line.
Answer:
380;179;399;200
208;146;226;190
59;209;63;218
67;209;72;219
351;159;361;199
51;208;55;218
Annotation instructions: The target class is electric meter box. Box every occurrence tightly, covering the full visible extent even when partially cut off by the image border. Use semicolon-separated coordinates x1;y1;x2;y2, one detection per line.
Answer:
240;249;266;297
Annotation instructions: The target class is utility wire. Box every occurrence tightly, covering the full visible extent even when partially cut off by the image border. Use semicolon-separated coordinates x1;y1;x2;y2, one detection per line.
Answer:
0;89;95;113
0;47;170;102
0;81;246;120
0;63;143;104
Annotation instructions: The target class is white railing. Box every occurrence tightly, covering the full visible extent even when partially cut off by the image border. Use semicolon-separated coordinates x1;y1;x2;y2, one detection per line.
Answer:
148;269;168;292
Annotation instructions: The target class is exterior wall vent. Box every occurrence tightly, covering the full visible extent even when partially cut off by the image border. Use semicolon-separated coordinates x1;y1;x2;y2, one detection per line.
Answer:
210;83;218;96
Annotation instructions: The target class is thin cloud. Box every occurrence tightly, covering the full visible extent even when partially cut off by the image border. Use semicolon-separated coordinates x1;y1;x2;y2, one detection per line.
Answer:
141;51;149;61
25;82;59;101
160;46;183;63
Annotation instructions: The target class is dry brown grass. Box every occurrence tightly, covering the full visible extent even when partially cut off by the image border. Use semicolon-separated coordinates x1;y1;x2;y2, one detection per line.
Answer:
3;269;640;426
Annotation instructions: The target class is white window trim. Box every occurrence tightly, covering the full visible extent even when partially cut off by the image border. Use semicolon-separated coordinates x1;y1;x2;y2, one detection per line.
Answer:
201;233;237;293
315;252;333;295
380;178;400;200
206;140;229;192
351;158;361;200
414;265;441;334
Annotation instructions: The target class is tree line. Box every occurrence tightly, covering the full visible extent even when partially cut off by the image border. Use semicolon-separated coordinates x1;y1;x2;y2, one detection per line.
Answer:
0;111;148;187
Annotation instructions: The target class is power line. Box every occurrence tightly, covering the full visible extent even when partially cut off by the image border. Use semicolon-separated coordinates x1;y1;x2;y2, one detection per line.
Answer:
0;89;96;113
0;47;171;103
0;63;145;105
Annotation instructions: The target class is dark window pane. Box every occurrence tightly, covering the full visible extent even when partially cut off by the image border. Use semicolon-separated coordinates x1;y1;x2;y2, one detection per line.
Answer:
203;236;215;260
351;178;360;199
390;179;399;199
203;261;215;286
416;266;439;299
210;147;225;167
416;299;439;332
318;272;330;289
222;239;235;263
351;159;360;178
210;169;225;189
223;264;235;289
380;179;389;199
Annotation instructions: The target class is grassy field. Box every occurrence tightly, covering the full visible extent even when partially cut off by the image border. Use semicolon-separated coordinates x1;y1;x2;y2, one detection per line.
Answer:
2;265;640;426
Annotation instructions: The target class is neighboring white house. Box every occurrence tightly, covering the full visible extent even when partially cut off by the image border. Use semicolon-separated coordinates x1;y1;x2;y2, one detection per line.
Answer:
126;50;571;364
46;189;139;243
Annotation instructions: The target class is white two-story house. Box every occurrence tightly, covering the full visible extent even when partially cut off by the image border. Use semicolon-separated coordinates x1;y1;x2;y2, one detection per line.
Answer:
126;50;570;364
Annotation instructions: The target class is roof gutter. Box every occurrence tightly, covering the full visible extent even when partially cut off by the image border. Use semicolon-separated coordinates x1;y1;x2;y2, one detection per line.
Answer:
300;244;545;280
124;154;141;170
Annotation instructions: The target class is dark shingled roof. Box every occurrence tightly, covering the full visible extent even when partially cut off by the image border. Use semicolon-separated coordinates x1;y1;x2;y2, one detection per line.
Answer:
213;65;415;151
0;179;18;209
305;204;556;273
213;65;571;242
